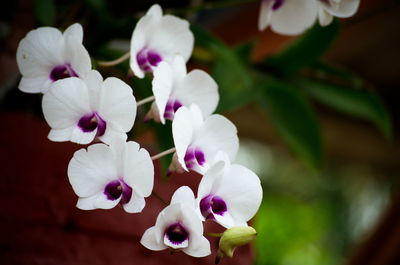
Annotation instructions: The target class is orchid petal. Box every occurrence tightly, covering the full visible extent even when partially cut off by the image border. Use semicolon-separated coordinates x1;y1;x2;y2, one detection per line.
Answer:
195;114;239;163
170;186;196;206
42;77;90;138
77;193;121;210
183;234;211;257
98;77;136;133
318;7;334;26
172;106;194;172
321;0;360;18
123;192;146;213
68;144;117;197
258;0;274;31
149;15;194;63
129;4;163;78
63;23;83;43
270;0;318;35
123;141;154;197
216;165;262;224
152;61;173;124
175;69;219;118
141;226;168;251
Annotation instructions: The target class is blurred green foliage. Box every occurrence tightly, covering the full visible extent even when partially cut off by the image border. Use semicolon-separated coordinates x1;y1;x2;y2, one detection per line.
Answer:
192;26;255;112
237;141;390;265
298;77;392;139
264;20;340;75
34;0;55;26
259;78;322;170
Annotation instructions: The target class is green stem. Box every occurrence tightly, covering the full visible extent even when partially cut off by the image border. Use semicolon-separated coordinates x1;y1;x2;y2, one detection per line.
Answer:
98;52;130;67
152;191;168;205
204;232;223;237
151;147;176;160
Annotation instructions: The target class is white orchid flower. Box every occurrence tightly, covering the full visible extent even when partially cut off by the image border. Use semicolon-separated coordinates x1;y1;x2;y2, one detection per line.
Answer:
317;0;360;26
196;152;263;228
171;104;239;175
141;186;211;257
16;23;91;93
67;138;154;213
258;0;318;35
129;4;194;78
42;70;136;145
147;55;219;123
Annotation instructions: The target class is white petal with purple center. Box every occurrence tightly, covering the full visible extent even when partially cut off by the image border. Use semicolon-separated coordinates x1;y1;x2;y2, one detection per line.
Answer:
172;105;238;175
258;0;318;35
129;4;194;78
140;201;210;257
151;55;219;123
196;157;263;228
42;70;136;145
16;23;91;93
67;140;154;212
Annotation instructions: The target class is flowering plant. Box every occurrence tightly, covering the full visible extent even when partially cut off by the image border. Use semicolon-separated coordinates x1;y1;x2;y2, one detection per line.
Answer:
15;0;392;264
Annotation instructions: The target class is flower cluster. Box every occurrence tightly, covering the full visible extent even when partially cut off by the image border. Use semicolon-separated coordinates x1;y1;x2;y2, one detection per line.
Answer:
258;0;360;35
16;3;263;261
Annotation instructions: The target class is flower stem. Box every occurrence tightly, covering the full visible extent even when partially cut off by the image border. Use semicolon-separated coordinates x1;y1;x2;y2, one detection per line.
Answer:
152;191;168;205
98;52;130;67
151;147;176;160
204;232;223;238
137;96;155;107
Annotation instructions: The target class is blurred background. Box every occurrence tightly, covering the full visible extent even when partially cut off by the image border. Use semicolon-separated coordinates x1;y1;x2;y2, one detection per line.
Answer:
0;0;399;264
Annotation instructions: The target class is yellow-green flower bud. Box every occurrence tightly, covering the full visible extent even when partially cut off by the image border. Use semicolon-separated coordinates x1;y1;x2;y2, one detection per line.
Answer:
216;226;257;263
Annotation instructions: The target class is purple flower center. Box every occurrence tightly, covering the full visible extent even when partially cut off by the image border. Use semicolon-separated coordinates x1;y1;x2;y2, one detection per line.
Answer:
104;179;133;204
49;63;78;81
165;223;189;245
164;99;183;120
272;0;284;10
184;147;206;170
267;0;284;11
200;195;227;220
77;112;106;137
137;48;162;73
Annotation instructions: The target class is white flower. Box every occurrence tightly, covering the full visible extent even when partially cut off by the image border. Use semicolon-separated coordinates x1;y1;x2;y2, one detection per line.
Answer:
171;104;239;175
258;0;318;35
141;186;211;257
317;0;360;26
147;55;219;124
42;70;136;145
129;4;194;78
67;138;154;213
196;153;263;228
16;23;91;93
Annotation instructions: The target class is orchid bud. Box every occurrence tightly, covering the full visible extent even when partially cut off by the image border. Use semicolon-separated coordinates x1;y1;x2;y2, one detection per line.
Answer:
216;226;257;264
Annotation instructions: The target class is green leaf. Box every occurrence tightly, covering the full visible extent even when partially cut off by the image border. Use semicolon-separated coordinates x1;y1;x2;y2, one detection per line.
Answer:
298;78;392;138
309;62;363;88
259;78;323;170
213;56;254;112
34;0;55;26
192;26;254;112
265;20;340;75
